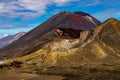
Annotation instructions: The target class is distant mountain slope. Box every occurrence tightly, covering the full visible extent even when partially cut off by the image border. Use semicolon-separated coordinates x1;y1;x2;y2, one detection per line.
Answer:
0;35;14;49
0;32;26;49
0;11;101;60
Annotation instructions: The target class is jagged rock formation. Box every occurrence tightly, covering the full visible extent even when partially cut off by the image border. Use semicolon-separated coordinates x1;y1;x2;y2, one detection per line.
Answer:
0;11;101;60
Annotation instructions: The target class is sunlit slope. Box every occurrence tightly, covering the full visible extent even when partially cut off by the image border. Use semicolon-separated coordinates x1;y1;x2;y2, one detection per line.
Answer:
4;18;120;67
0;12;101;60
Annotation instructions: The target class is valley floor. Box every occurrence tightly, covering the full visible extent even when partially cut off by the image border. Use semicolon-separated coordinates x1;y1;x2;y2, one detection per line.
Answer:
0;60;120;80
0;69;64;80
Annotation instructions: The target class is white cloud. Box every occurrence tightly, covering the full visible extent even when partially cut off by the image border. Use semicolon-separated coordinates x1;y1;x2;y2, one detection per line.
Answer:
0;0;77;19
0;22;21;29
78;0;100;7
53;0;77;6
86;0;100;6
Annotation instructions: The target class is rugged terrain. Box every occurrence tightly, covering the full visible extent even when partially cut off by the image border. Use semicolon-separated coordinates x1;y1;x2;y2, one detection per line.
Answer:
0;12;120;80
0;11;100;59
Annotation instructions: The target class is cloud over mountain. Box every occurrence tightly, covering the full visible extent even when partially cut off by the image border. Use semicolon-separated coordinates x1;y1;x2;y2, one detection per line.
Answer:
0;0;77;19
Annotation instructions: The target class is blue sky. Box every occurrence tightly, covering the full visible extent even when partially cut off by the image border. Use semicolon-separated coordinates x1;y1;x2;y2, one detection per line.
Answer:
0;0;120;38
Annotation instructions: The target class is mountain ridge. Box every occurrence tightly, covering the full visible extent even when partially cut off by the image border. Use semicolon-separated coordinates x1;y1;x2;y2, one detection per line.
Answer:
0;11;120;80
0;11;101;60
0;32;26;49
5;17;120;63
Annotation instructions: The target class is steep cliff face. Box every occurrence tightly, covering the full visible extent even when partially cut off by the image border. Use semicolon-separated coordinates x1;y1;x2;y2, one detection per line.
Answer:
0;11;101;59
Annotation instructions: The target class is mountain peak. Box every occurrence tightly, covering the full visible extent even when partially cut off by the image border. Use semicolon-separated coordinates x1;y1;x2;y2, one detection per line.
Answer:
104;18;119;23
54;11;101;30
108;17;118;21
0;11;101;59
15;32;26;36
74;11;90;16
1;34;10;39
58;11;90;16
